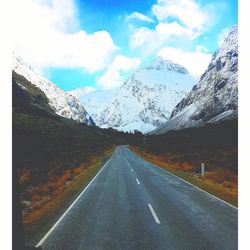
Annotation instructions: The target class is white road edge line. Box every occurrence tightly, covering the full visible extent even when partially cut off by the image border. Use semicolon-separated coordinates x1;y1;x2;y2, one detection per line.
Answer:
36;157;112;247
148;204;160;224
128;148;237;209
149;162;238;210
131;168;133;172
136;178;140;184
128;147;237;210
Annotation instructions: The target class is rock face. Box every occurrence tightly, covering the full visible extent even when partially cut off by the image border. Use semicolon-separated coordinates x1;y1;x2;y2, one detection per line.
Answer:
151;25;238;134
13;55;95;125
71;57;197;133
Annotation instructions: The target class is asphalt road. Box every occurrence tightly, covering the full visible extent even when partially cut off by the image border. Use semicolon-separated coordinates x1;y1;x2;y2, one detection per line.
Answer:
37;145;237;250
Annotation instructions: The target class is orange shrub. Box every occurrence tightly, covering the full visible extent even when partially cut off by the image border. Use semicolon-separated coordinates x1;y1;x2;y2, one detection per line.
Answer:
37;183;49;195
73;166;84;176
215;168;234;183
232;175;238;185
223;180;233;189
180;162;192;172
18;169;32;185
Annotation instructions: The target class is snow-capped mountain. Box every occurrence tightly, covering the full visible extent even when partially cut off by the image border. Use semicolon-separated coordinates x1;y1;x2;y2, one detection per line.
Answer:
68;88;117;123
151;25;238;134
12;54;95;125
68;86;96;97
94;57;197;133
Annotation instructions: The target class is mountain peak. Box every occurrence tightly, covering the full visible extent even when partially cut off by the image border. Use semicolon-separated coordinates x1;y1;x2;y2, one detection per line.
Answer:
144;57;189;74
214;25;237;62
68;86;96;99
153;56;176;64
150;25;238;134
153;56;168;62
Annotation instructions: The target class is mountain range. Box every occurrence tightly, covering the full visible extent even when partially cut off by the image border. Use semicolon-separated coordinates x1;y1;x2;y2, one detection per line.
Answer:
13;25;238;135
70;57;197;133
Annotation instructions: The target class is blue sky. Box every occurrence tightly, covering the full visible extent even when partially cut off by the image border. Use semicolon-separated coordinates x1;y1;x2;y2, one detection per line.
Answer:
13;0;238;91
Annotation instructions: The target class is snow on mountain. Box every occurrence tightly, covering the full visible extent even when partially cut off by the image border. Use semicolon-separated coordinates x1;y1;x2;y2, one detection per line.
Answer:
68;88;118;123
94;57;197;133
150;25;238;134
132;56;197;92
68;86;96;97
12;54;95;125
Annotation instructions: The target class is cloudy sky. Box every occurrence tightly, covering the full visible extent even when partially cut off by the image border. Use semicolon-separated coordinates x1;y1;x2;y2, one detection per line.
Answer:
13;0;238;91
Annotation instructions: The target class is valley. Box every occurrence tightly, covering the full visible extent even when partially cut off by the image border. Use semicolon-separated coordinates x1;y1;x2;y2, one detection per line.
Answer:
12;25;238;250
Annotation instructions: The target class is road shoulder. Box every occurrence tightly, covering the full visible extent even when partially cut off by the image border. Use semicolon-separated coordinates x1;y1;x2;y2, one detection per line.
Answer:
24;150;113;247
130;146;238;208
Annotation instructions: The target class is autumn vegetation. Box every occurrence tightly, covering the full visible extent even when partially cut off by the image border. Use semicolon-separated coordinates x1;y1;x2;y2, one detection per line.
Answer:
13;71;238;245
19;147;113;224
13;72;137;244
130;119;238;206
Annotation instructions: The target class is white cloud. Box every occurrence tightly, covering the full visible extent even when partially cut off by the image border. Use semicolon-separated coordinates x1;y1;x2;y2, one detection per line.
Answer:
130;27;154;49
157;46;212;76
130;21;193;50
156;22;193;37
195;45;209;53
12;0;118;72
97;55;141;89
152;0;208;31
127;12;154;23
130;0;208;53
129;0;210;52
218;27;232;47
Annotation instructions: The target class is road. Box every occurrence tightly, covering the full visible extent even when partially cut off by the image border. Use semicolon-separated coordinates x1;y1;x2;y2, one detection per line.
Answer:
37;145;237;250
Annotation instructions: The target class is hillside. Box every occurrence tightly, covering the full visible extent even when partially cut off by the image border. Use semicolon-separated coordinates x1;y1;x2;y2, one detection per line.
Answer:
13;54;95;125
13;71;134;246
150;26;238;134
13;71;134;180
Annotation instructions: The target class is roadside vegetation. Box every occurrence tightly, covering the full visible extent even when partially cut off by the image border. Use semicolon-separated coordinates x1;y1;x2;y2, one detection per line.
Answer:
19;147;114;224
13;71;238;245
21;147;113;245
13;72;133;244
130;119;238;206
